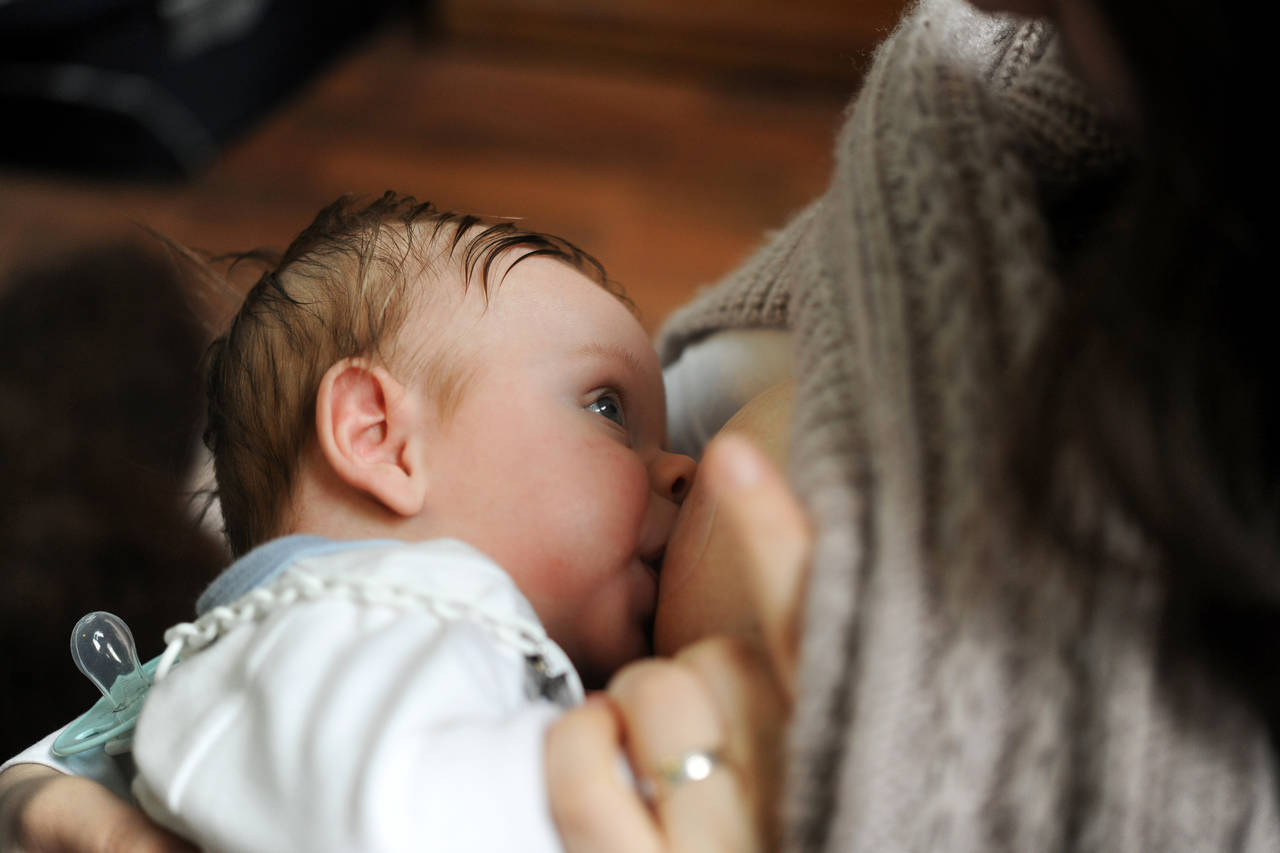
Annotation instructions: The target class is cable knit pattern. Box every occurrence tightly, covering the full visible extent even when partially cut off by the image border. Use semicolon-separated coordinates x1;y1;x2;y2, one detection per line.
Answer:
658;1;1279;849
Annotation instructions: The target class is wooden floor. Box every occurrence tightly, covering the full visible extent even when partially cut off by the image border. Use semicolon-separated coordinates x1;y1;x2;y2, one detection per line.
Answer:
0;16;853;332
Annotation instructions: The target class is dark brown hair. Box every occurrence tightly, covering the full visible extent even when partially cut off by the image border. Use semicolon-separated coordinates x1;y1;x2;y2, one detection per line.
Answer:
205;192;611;557
0;242;224;757
1008;2;1277;729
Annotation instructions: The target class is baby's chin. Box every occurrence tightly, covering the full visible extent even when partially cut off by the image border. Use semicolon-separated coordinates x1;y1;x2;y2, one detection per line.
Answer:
572;573;656;688
576;628;651;689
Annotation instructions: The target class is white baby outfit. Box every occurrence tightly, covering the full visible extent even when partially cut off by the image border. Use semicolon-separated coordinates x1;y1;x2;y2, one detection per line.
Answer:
8;535;582;853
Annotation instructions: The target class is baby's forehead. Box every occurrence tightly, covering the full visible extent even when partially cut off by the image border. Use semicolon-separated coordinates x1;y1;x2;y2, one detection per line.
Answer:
360;218;628;351
392;247;634;349
412;241;627;312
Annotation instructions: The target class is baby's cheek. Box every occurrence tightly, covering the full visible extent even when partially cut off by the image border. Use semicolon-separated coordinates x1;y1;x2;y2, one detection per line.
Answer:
614;455;656;543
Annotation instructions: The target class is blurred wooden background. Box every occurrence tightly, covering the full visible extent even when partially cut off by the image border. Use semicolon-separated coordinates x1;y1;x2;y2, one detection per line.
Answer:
0;0;905;755
0;0;904;330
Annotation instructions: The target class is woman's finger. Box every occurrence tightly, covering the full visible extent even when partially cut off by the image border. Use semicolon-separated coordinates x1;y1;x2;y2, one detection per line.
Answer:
546;695;662;853
0;764;196;853
699;433;811;699
607;659;759;852
674;637;788;846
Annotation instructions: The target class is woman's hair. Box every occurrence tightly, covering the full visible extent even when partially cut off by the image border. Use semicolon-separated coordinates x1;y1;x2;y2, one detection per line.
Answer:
205;192;610;557
1008;1;1277;728
0;242;224;757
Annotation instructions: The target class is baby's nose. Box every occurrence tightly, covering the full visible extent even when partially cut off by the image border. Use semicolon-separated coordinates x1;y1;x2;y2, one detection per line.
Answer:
651;451;697;505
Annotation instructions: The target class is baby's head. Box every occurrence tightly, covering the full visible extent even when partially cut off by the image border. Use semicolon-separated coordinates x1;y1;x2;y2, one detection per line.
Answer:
206;192;696;684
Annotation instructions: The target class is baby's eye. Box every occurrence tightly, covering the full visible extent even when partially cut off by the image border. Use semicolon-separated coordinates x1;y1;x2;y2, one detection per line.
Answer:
587;391;626;428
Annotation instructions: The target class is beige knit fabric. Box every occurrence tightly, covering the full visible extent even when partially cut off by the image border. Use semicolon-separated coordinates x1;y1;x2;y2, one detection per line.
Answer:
658;1;1279;849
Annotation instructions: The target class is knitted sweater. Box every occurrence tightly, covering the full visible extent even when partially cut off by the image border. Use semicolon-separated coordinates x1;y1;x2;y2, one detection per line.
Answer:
658;1;1279;849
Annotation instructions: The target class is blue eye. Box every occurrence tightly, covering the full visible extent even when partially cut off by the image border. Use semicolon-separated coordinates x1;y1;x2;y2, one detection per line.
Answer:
587;392;626;427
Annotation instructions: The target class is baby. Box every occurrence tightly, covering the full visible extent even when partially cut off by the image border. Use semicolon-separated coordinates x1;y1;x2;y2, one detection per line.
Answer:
91;192;695;850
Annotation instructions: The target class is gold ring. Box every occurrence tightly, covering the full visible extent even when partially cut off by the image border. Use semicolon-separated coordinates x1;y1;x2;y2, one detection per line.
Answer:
638;748;726;801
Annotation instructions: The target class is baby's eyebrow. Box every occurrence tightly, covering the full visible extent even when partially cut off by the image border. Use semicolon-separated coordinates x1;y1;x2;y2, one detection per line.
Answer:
577;341;644;376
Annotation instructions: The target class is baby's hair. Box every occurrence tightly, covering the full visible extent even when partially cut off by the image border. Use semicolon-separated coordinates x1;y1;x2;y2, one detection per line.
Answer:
205;191;613;557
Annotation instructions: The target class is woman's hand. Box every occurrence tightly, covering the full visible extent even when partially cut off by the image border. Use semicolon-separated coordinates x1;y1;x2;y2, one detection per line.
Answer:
0;764;194;853
547;638;785;852
547;426;812;851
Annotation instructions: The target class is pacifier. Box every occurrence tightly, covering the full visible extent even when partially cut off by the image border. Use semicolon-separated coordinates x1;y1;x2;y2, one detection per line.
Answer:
52;611;158;757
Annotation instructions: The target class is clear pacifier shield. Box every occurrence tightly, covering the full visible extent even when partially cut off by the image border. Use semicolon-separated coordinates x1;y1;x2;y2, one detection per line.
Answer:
53;612;155;757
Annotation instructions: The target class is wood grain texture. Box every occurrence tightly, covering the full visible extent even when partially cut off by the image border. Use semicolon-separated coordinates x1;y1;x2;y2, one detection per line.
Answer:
435;0;904;84
0;11;877;330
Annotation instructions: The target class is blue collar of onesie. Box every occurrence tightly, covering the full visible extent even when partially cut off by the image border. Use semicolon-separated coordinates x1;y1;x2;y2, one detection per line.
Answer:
196;535;402;616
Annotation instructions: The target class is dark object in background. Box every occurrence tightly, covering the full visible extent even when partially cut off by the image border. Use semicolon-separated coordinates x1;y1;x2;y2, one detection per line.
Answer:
0;0;396;178
0;243;226;758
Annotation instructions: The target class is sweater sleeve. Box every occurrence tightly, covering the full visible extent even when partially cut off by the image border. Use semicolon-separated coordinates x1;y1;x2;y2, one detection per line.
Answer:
132;585;566;853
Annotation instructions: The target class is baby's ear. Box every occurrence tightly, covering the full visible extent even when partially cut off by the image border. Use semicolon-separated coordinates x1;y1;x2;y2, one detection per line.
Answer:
315;358;429;517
